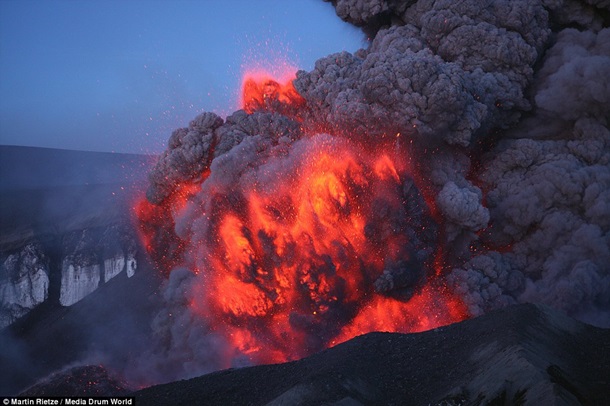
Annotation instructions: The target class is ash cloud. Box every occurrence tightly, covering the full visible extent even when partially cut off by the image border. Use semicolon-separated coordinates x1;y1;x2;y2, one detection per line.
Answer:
125;268;233;385
137;0;610;386
146;112;223;205
450;27;610;322
299;0;550;147
146;111;302;204
318;1;609;327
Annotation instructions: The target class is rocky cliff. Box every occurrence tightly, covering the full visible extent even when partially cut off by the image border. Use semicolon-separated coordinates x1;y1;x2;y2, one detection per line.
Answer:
58;225;138;307
0;220;140;328
0;243;50;328
0;146;152;328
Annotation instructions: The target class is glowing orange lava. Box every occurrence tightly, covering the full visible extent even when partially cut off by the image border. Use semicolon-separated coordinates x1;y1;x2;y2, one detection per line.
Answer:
135;182;200;273
241;68;305;114
137;67;469;366
332;283;468;346
185;136;467;363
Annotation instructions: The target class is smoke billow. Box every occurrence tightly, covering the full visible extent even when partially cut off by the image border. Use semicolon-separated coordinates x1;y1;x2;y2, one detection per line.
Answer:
298;0;550;146
449;26;610;322
133;0;610;385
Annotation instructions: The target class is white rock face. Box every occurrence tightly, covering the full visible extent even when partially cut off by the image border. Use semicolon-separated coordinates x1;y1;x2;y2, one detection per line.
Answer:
59;259;101;307
104;253;138;281
104;255;126;282
126;254;137;278
0;244;50;328
1;225;140;326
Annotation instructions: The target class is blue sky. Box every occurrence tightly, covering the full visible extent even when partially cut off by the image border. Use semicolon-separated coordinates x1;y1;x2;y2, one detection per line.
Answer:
0;0;363;154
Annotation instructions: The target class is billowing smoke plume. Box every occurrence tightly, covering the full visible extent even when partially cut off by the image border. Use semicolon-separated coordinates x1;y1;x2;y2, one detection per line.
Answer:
449;26;610;323
134;0;610;385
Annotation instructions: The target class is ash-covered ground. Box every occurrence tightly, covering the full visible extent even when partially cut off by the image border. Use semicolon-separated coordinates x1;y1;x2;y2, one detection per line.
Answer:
18;304;610;405
131;303;610;405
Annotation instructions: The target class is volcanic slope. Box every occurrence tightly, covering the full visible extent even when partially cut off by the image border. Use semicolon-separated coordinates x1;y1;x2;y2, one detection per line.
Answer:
134;303;610;405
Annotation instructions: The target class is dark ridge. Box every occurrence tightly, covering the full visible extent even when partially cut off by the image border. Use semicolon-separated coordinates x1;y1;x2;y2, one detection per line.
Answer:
20;365;131;397
0;145;155;249
131;303;610;405
0;145;155;191
547;365;589;405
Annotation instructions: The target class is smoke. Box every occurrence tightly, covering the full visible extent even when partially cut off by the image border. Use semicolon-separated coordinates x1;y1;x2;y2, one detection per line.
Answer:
299;0;550;147
449;27;610;319
123;268;233;385
145;111;303;205
145;112;223;205
535;28;610;119
315;0;609;324
134;0;610;386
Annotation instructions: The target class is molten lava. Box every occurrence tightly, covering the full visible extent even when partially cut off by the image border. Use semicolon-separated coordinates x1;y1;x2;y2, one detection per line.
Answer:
241;69;305;114
332;283;468;346
137;68;468;366
135;182;201;273
185;135;466;363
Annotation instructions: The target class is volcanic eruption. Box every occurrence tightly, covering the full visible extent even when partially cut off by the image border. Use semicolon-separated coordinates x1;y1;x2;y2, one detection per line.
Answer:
136;83;468;367
134;0;610;384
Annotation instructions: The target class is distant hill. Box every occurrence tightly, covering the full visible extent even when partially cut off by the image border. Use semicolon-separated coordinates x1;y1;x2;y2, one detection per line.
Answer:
0;145;155;190
0;146;156;249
